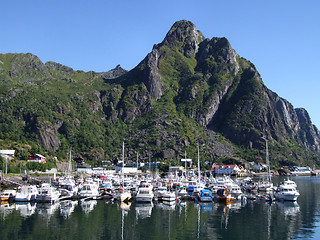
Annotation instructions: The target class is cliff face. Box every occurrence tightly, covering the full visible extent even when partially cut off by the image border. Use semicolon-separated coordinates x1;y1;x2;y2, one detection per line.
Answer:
0;20;319;165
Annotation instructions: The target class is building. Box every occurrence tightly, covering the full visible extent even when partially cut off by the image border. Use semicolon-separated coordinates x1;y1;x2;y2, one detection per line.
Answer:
211;163;241;175
250;162;267;171
28;154;46;163
0;150;15;160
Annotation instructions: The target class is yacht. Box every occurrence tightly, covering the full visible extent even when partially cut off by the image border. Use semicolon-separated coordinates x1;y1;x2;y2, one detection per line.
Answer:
162;191;176;204
15;185;38;202
78;181;100;199
36;183;60;203
135;183;154;203
59;178;79;198
275;182;300;201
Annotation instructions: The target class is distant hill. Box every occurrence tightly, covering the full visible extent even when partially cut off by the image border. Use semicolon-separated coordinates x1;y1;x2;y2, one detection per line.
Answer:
0;20;319;168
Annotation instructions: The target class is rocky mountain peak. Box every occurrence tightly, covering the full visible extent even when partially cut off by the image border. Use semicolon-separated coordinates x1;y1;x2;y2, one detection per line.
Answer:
160;20;205;58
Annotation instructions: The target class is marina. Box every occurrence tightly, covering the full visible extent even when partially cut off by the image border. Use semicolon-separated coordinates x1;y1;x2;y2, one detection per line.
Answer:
0;176;319;239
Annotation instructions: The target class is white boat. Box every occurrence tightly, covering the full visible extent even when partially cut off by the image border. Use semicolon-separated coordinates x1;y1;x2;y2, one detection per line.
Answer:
36;183;60;203
59;178;79;198
135;184;154;203
78;181;100;198
225;182;243;199
275;182;300;201
0;189;17;201
156;186;168;200
282;179;297;188
15;185;38;202
162;191;176;204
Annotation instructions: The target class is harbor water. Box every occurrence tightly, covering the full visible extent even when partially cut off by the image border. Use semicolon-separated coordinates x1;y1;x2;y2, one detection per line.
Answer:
1;176;320;239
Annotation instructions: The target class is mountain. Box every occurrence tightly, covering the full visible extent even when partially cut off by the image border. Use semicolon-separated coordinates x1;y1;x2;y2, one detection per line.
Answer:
0;20;319;168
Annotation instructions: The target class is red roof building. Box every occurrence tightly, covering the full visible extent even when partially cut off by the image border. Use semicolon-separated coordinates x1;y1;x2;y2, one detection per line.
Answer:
28;154;46;163
211;163;241;175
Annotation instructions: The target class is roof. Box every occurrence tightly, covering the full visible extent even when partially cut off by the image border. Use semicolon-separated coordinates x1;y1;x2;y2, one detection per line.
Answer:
34;154;46;158
0;150;15;155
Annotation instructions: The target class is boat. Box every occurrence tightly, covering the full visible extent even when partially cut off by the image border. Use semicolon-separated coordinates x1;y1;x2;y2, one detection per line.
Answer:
135;183;154;203
0;189;17;201
36;183;60;203
198;189;213;202
117;141;132;202
215;188;234;204
156;186;167;200
101;181;115;199
162;191;176;204
59;178;79;198
78;181;100;199
258;139;274;192
15;185;38;202
274;181;300;201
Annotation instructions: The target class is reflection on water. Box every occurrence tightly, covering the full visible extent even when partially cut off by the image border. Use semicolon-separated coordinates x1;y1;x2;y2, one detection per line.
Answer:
15;202;36;217
135;202;153;219
0;177;319;239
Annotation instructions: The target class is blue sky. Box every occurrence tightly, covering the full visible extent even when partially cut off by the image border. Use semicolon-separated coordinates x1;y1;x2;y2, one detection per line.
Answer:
1;0;319;128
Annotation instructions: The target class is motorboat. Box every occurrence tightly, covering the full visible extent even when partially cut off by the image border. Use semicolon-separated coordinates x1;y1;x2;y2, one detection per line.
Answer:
162;191;176;204
15;185;38;202
275;182;300;201
198;189;213;202
59;177;78;198
36;183;60;203
225;182;243;199
156;186;167;200
78;181;100;199
0;189;17;201
135;184;154;203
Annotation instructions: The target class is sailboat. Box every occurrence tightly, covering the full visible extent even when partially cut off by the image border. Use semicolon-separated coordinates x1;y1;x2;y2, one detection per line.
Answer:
257;139;274;192
162;150;176;205
117;141;132;202
194;141;205;198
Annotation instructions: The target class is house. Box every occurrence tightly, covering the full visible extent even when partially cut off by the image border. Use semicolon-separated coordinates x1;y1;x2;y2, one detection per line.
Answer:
211;163;241;175
28;154;46;163
0;150;15;160
250;162;267;171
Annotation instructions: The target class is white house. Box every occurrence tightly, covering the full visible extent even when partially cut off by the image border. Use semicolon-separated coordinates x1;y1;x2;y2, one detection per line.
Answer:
0;150;15;160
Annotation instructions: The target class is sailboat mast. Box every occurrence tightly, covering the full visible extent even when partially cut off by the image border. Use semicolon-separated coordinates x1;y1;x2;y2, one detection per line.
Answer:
266;139;271;183
136;152;138;177
197;141;200;184
68;147;72;176
122;141;125;187
185;150;187;178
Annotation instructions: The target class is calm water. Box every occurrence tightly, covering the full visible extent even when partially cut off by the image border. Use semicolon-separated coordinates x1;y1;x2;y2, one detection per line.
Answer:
1;176;320;240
